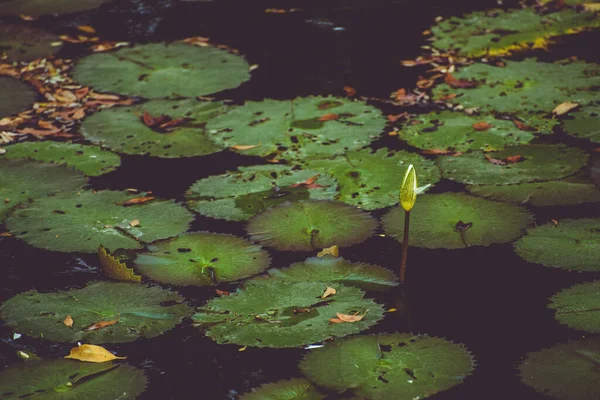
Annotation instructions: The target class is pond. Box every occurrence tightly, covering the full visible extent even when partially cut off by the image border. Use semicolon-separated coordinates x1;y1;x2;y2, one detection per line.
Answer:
1;0;599;399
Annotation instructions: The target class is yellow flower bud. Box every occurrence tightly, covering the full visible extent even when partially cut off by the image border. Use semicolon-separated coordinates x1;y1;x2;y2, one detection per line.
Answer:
400;164;417;211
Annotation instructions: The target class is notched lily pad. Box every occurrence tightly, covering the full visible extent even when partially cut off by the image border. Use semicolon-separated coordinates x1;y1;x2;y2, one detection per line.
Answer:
0;76;36;118
299;333;475;400
193;281;384;348
185;165;338;221
0;281;192;343
240;378;326;400
383;193;533;249
549;281;600;333
0;24;62;62
134;232;271;286
246;200;377;251
562;102;600;144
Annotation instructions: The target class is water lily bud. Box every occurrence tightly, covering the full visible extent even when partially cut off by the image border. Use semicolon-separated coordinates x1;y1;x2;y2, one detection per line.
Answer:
400;164;417;211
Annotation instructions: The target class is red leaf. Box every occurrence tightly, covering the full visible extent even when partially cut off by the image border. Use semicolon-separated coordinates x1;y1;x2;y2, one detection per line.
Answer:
444;73;477;88
318;113;339;121
472;122;493;131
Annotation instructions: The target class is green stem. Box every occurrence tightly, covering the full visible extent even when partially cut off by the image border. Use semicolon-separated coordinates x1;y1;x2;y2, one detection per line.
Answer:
400;210;410;284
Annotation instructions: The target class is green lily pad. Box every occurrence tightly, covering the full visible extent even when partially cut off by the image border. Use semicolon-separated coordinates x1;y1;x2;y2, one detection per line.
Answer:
0;0;114;16
437;144;588;185
248;256;398;291
304;148;440;210
72;43;250;99
246;200;377;251
0;359;147;400
240;378;326;400
185;165;338;221
5;189;194;253
431;8;600;57
518;337;600;400
205;97;386;161
134;232;271;286
0;281;192;343
397;111;535;152
515;218;600;271
0;159;87;221
382;193;533;249
80;99;226;158
562;103;600;144
549;281;600;333
2;141;121;176
432;59;600;114
0;76;36;118
0;24;62;62
299;333;475;400
193;281;384;348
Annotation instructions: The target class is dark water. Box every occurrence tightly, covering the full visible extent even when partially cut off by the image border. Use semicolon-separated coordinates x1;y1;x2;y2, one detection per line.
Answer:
1;0;599;399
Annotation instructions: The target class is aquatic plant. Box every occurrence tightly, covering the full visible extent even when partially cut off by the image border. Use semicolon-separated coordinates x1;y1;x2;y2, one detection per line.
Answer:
398;164;417;284
548;281;600;333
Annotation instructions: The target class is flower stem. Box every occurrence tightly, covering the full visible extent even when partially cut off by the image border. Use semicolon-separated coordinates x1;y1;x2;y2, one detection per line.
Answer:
400;210;410;284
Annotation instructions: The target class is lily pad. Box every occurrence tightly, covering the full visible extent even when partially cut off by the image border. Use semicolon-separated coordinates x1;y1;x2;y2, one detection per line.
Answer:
246;200;377;251
299;333;474;400
2;141;121;176
431;8;600;57
382;193;533;249
0;24;62;62
397;111;535;152
0;281;192;343
515;218;600;271
0;159;87;221
80;99;226;158
433;59;600;114
518;337;600;400
185;165;338;221
0;76;36;118
247;256;398;291
134;232;271;286
5;189;194;253
206;97;386;161
193;281;384;348
240;378;326;400
549;281;600;333
0;359;147;400
72;43;250;99
304;149;440;210
437;144;588;185
562;103;600;144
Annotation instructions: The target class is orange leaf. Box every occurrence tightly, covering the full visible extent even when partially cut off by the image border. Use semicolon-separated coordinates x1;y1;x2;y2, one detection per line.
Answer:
63;315;74;327
329;318;343;323
421;149;456;155
216;289;231;296
335;311;367;322
484;155;506;165
444;73;477;88
230;143;262;150
513;120;536;131
77;25;96;34
472;122;493;131
115;196;155;206
64;344;126;363
504;155;524;164
321;287;337;299
318;113;340;121
290;174;324;189
317;245;339;258
83;316;119;331
343;86;356;96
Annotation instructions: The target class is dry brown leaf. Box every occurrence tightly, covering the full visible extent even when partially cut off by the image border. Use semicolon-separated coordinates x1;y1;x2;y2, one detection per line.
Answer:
115;196;155;206
129;219;140;227
552;101;579;116
444;73;477;88
77;25;96;34
335;311;367;323
230;143;262;150
484;155;506;165
0;232;13;237
321;287;337;299
317;245;339;258
504;155;524;164
343;86;356;96
290;174;324;189
83;316;119;331
512;119;536;131
318;113;340;121
64;344;126;363
329;318;343;323
472;121;493;131
216;289;231;296
63;315;74;327
421;149;456;155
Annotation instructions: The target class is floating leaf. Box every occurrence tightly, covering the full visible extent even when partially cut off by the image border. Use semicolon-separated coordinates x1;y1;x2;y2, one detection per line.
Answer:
134;232;271;286
518;337;600;400
0;281;192;343
562;102;600;144
437;144;588;185
73;43;250;99
515;218;600;271
317;245;339;257
240;378;325;400
6;190;193;253
185;165;338;221
64;344;125;362
193;281;384;348
246;201;377;251
0;77;36;118
0;0;115;16
300;333;474;399
83;317;120;331
383;193;533;249
0;24;61;61
63;315;74;327
206;97;386;161
553;101;580;116
322;287;337;298
548;281;600;333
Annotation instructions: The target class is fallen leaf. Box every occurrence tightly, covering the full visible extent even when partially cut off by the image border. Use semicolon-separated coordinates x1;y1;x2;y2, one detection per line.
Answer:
583;3;600;12
98;245;142;282
238;346;247;351
454;220;473;232
318;113;340;121
230;143;262;150
436;93;458;101
421;149;456;155
129;219;140;227
63;315;74;327
513;119;536;131
472;121;493;131
141;111;170;128
216;289;230;296
552;101;579;116
0;232;13;237
64;344;126;363
343;86;356;96
387;308;397;313
290;174;324;189
83;316;119;331
321;287;337;299
115;196;155;206
504;155;524;164
77;25;96;34
551;218;559;225
317;245;339;257
484;155;507;165
335;311;367;323
329;318;343;323
444;73;477;88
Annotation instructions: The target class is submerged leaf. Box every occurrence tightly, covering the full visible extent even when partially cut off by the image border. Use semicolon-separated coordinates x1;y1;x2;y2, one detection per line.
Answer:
64;344;126;363
98;246;142;282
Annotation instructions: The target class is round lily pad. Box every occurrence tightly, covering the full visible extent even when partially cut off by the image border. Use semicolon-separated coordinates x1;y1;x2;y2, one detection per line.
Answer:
0;0;114;16
0;281;192;343
246;201;377;251
549;281;600;333
304;148;440;210
437;144;588;185
206;97;386;161
240;378;325;400
382;193;533;249
248;256;398;291
0;359;147;400
5;189;194;253
0;24;62;62
185;165;338;221
433;59;600;114
72;43;250;99
0;159;87;221
518;337;600;400
299;333;475;399
562;103;600;144
193;281;384;348
515;218;600;271
80;99;226;158
2;141;121;176
0;76;36;118
398;111;535;152
134;232;271;286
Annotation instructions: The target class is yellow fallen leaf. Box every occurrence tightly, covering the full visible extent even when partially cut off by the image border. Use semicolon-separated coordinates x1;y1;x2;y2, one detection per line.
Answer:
230;143;261;150
321;287;337;299
129;219;140;227
83;316;119;331
64;344;126;363
63;315;74;327
98;246;142;282
552;101;579;116
317;245;339;257
336;311;367;323
387;308;397;313
238;346;247;352
77;25;96;34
